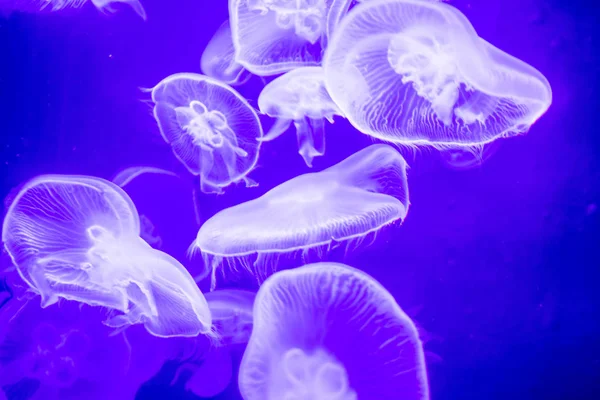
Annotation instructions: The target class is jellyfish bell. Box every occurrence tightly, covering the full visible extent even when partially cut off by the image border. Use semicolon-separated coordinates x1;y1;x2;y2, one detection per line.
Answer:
239;262;430;400
258;66;343;167
191;144;409;288
230;0;340;75
150;73;263;193
201;20;252;86
323;0;552;147
2;175;212;339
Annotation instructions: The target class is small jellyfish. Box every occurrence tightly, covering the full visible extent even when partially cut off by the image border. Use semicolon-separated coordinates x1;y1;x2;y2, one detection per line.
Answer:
201;20;252;86
239;262;430;400
230;0;339;75
190;144;409;288
323;0;552;147
0;0;146;19
205;289;255;345
151;73;263;193
258;66;343;167
2;175;212;338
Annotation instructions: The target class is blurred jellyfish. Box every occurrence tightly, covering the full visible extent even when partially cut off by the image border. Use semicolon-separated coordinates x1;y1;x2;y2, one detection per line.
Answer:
324;0;552;147
230;0;342;75
171;346;234;398
201;20;252;86
151;73;263;193
239;262;430;400
191;144;409;288
205;289;255;345
0;0;146;19
112;166;177;188
2;174;212;338
258;66;343;167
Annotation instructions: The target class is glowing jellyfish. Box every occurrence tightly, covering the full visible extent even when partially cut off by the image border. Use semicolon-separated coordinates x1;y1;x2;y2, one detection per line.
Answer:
0;0;146;19
258;66;343;167
201;20;251;86
239;262;430;400
230;0;340;75
2;175;212;338
205;289;255;345
191;144;409;288
323;0;552;147
151;73;263;193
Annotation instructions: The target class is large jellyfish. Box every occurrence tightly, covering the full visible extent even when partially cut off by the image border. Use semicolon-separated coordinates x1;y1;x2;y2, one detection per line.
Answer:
0;0;146;19
191;144;409;288
201;20;251;86
151;73;263;193
258;66;343;167
1;175;212;338
239;262;430;400
323;0;552;147
230;0;342;75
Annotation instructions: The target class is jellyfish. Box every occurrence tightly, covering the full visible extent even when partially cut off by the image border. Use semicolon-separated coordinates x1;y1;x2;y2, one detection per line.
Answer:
190;144;409;288
205;289;255;345
201;20;252;86
239;262;430;400
111;166;177;188
230;0;341;75
0;0;146;19
151;73;263;193
323;0;552;147
258;66;343;167
2;174;212;338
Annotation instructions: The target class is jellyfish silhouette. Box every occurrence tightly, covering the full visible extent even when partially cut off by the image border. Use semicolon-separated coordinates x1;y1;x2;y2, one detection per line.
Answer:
230;0;342;75
258;66;343;167
191;144;409;288
0;0;146;19
151;73;263;193
201;20;252;86
239;262;430;400
323;0;552;147
205;289;255;345
2;175;212;338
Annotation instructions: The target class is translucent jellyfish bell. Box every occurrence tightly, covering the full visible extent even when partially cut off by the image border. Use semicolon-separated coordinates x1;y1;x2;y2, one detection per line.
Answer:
151;73;263;193
191;144;409;287
201;20;252;86
323;0;552;147
239;262;430;400
205;289;255;345
230;0;339;75
0;0;146;19
2;175;212;338
258;67;343;167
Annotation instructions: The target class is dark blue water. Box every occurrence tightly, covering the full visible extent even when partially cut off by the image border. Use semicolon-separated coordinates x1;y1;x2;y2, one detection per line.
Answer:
0;0;599;399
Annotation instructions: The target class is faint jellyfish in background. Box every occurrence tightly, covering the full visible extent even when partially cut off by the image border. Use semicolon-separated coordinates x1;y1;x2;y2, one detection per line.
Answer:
0;0;146;19
258;66;343;167
239;262;430;400
2;174;213;338
201;20;252;86
150;73;263;193
323;0;552;147
190;144;409;289
230;0;340;75
205;289;255;345
439;140;502;171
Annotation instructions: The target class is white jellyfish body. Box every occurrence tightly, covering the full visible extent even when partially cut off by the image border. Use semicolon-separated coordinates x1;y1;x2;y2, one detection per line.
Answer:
258;66;343;167
191;144;409;288
0;0;146;19
239;262;430;400
201;20;251;86
230;0;340;75
1;175;212;338
323;0;552;147
151;73;263;193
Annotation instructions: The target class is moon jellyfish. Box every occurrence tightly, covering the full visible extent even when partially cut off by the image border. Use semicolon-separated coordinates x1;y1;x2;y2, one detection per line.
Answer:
2;175;212;338
151;73;263;193
230;0;339;75
205;289;255;345
323;0;552;147
0;0;146;19
239;262;430;400
191;144;409;288
258;67;343;167
201;20;252;86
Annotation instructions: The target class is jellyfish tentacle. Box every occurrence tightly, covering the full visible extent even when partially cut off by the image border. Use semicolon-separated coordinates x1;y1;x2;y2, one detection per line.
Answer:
259;118;293;142
295;117;325;167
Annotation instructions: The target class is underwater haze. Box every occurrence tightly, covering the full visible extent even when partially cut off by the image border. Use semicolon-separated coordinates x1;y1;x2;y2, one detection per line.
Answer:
0;0;599;399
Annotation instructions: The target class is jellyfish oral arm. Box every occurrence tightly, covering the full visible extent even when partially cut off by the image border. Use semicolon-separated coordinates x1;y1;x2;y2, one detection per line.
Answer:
295;117;326;167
